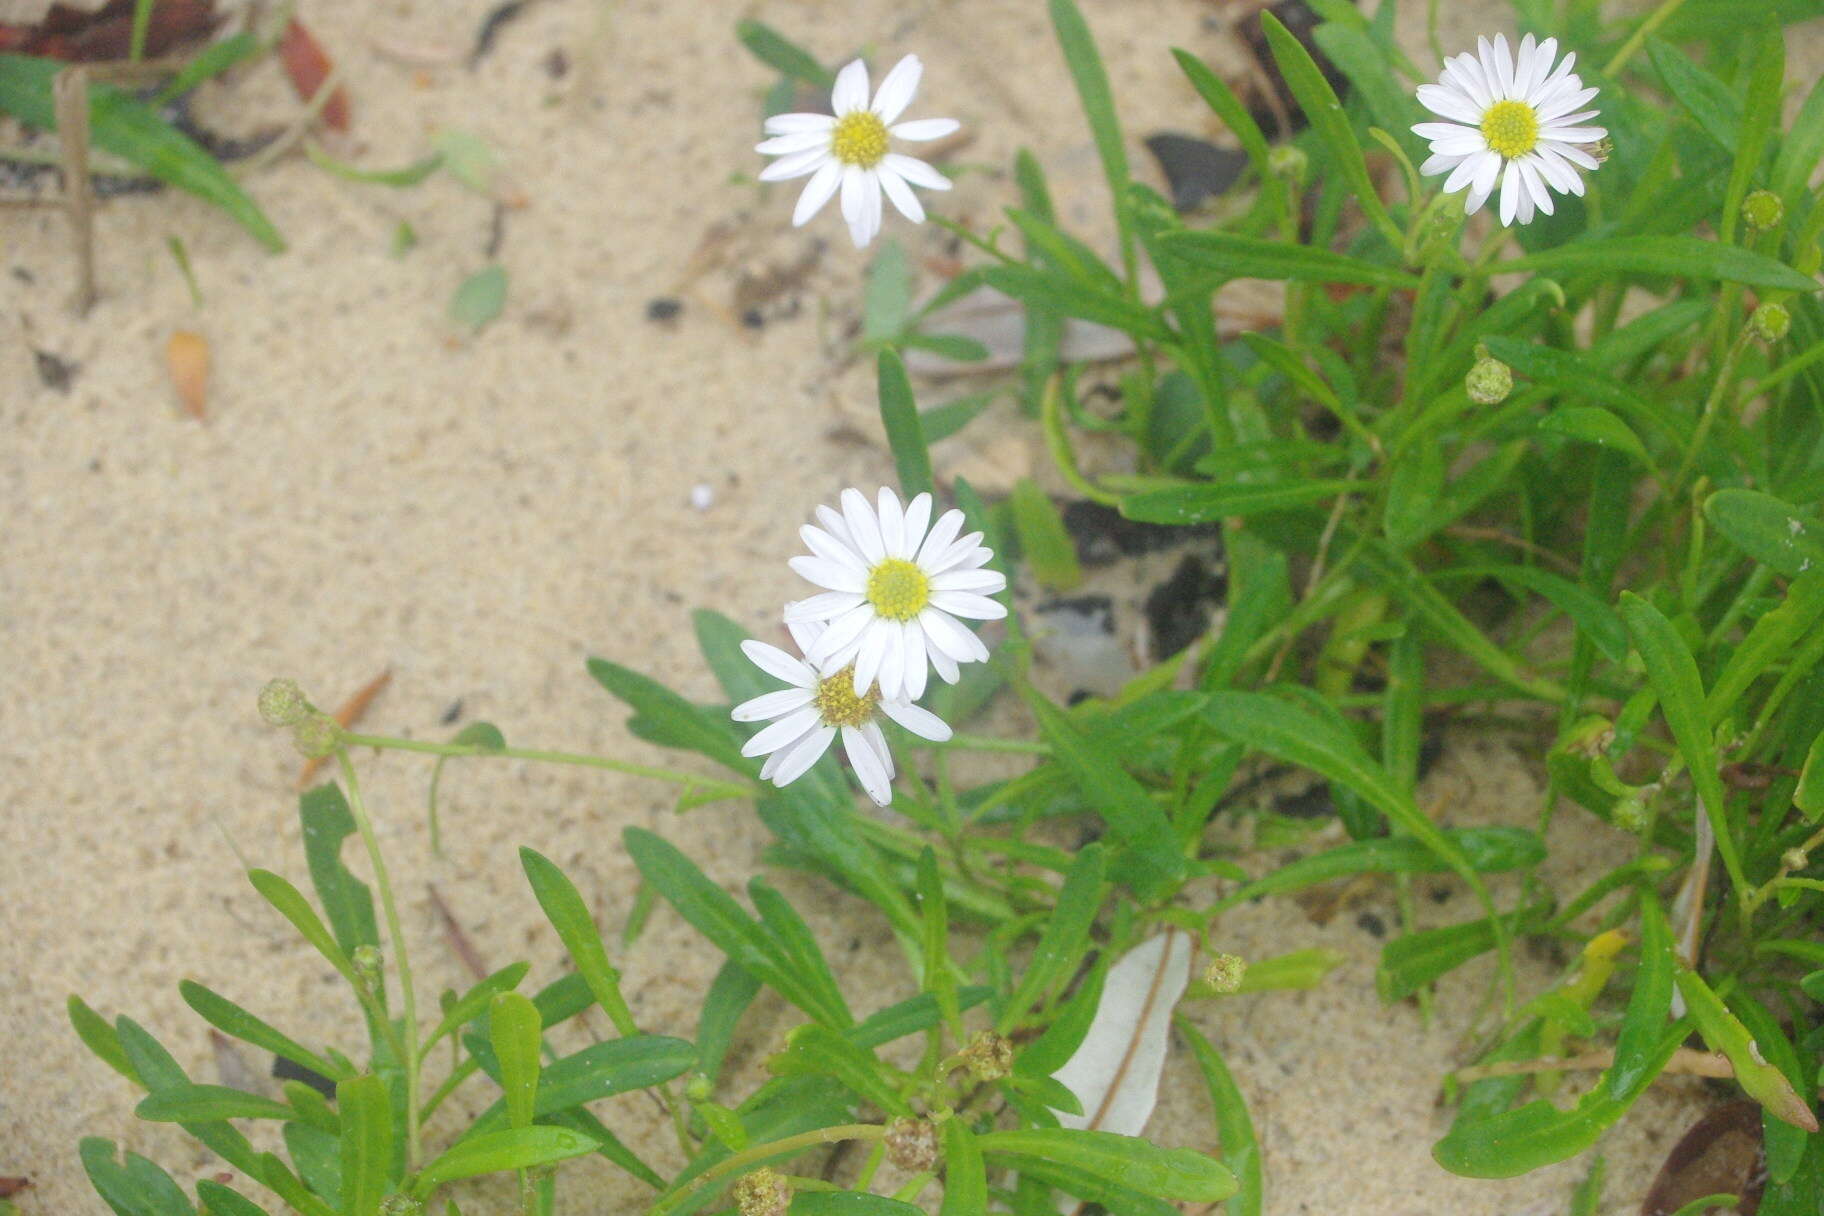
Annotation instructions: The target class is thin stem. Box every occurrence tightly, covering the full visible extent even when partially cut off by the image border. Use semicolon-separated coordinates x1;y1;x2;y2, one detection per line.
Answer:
939;733;1050;756
342;732;755;793
1602;0;1690;78
1670;328;1753;497
337;751;423;1170
650;1124;885;1215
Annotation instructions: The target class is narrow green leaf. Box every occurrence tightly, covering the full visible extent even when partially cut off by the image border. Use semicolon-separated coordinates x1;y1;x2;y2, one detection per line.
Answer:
791;1193;925;1214
1705;571;1824;722
1008;477;1082;591
1377;904;1546;1002
298;784;380;961
1179;1021;1261;1216
1048;0;1135;282
1160;230;1416;287
1453;565;1630;665
519;847;637;1035
735;20;833;89
916;848;960;1038
1675;967;1819;1131
303;143;443;187
0;53;283;251
1618;593;1750;903
1610;890;1675;1099
337;1075;393;1216
415;1127;600;1194
939;1119;986;1216
1720;28;1782;245
768;1023;909;1116
489;992;542;1130
81;1137;194;1216
1704;489;1824;577
1647;37;1740;149
877;348;933;498
68;995;136;1083
1211;828;1543;913
154;32;261;104
749;879;853;1029
1121;479;1357;524
426;962;531;1049
133;1084;294;1125
179;981;345;1084
697;960;761;1084
981;265;1167;339
1502;237;1818;293
450;265;508;332
1310;21;1417;143
1171;49;1279;223
1796;729;1824;821
999;844;1106;1032
588;657;750;773
195;1180;272;1216
1538;407;1650;466
976;1128;1235;1202
1729;990;1812;1181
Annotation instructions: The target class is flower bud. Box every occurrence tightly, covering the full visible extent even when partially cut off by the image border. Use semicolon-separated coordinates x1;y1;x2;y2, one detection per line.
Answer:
1783;847;1809;872
733;1167;790;1216
684;1073;713;1104
1741;189;1784;233
1611;792;1650;835
1465;353;1512;405
378;1196;422;1216
960;1029;1014;1082
1268;144;1307;187
884;1116;940;1173
352;944;383;995
258;678;311;727
1750;301;1790;344
292;712;345;759
1202;952;1247;994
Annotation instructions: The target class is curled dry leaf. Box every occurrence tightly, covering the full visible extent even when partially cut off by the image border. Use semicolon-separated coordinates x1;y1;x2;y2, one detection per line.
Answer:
0;0;217;62
165;329;209;420
1051;927;1194;1134
279;18;351;132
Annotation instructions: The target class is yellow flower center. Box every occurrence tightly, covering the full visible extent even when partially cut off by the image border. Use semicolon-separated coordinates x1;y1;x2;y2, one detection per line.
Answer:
830;111;889;168
866;558;931;622
814;665;879;728
1480;99;1539;160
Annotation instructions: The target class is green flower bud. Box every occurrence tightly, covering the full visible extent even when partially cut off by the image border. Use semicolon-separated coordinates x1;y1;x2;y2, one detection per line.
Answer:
684;1073;713;1104
1750;301;1790;344
377;1196;422;1216
884;1116;940;1173
1268;144;1307;186
292;712;345;759
1466;355;1513;406
960;1029;1014;1082
1202;952;1247;994
733;1167;790;1216
258;678;311;727
352;944;384;995
1611;792;1650;835
1782;847;1809;873
1741;189;1784;233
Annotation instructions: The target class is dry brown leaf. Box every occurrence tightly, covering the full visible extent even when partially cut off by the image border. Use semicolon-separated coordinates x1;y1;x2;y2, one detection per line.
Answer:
165;329;209;420
296;668;391;788
1641;1100;1765;1216
1051;927;1194;1134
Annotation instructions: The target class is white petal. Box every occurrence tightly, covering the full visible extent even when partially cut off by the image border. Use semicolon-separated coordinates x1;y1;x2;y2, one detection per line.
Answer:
854;626;890;697
815;503;856;550
741;640;816;688
842;726;893;805
800;523;868;575
1470;151;1500;202
1519;159;1553;216
919;608;988;663
831;58;870;114
1415;85;1482;125
756;130;832;156
1442;150;1491;195
1512;33;1541;98
1441;54;1492;110
877;165;927;224
732;687;815;723
891;117;959;141
808;601;878;665
1538;124;1605;143
790;555;867;594
1537;87;1598;122
792;160;843;227
871;54;922;125
877;626;907;701
898;493;933;560
928;530;991;574
784;616;824;656
1534;144;1583;194
1413;121;1480;142
1420;151;1470;178
1499;160;1521;226
784;590;867;621
759;147;831;182
916;509;965;567
771;725;836;787
881;153;950;192
1427;131;1491;157
840;163;868;223
876;486;906;557
901;622;928;701
929;646;959;685
1550;141;1601;171
1464;180;1494;216
1490;34;1515;98
930;568;1006;594
743;706;822;758
764;113;837;135
850;171;882;248
879;699;952;741
840;487;887;563
929;589;1007;620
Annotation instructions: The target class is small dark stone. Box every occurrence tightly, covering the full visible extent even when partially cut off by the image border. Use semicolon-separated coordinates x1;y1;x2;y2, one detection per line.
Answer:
543;47;570;78
33;349;77;393
740;307;765;330
1144;132;1249;211
1145;552;1228;660
441;699;464;725
645;297;682;322
272;1055;337;1099
1066;688;1093;707
1355;911;1386;938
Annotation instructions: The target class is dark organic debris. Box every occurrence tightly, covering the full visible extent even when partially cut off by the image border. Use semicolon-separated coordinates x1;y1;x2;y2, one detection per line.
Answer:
645;297;682;323
1641;1101;1765;1216
1233;0;1348;140
1355;911;1386;938
441;699;464;725
278;18;351;132
1144;552;1228;661
1271;785;1333;820
0;1176;30;1198
33;348;78;392
470;0;530;69
1061;499;1220;566
271;1054;336;1099
0;0;217;62
1144;132;1249;212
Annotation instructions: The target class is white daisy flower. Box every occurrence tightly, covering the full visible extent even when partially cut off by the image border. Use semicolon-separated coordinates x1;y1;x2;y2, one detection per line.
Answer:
785;487;1008;702
755;54;959;249
732;619;952;806
1412;33;1607;227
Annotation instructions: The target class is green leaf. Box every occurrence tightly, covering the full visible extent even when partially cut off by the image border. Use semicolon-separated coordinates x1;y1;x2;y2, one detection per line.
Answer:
1310;21;1416;144
194;1180;272;1216
450;265;508;332
696;960;761;1084
81;1137;195;1216
1675;967;1819;1131
426;962;531;1048
976;1128;1235;1202
1618;593;1750;903
469;1035;696;1136
916;848;959;1038
1502;237;1818;293
1729;990;1813;1180
1179;1022;1261;1216
303;143;443;187
1020;690;1186;899
734;20;833;88
877;348;933;498
940;1119;986;1216
999;844;1106;1031
1121;479;1358;524
1211;828;1543;913
1160;230;1416;288
68;995;136;1083
1704;489;1824;578
981;265;1167;339
588;658;750;773
1609;891;1675;1100
414;1127;600;1195
1647;37;1740;148
768;1023;909;1116
1796;729;1824;821
336;1075;393;1216
1377;904;1546;1002
791;1193;925;1214
489;992;542;1130
1705;571;1824;722
154;32;261;105
179;981;346;1084
1008;478;1082;591
1257;11;1400;249
1171;49;1279;223
247;868;358;987
298;784;380;961
0;53;283;251
519;847;637;1035
1048;0;1136;282
1721;28;1783;245
1538;407;1650;466
134;1084;294;1123
1453;565;1630;665
749;879;853;1029
864;240;912;343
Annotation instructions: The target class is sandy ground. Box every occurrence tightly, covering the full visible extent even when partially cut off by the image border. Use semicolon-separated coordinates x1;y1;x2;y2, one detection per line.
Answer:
3;1;1811;1212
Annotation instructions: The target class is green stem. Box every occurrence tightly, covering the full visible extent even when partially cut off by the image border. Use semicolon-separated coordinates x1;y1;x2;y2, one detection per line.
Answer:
940;733;1050;756
337;752;423;1170
1670;328;1753;496
1602;0;1691;78
342;732;755;794
650;1124;885;1215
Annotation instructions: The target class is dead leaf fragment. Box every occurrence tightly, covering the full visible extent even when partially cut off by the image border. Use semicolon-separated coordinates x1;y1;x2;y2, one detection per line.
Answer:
279;19;351;132
166;329;209;420
1051;928;1193;1134
1641;1100;1765;1216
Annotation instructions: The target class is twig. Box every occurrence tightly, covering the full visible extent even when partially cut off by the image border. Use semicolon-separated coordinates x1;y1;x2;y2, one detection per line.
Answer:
297;667;392;788
237;62;346;175
53;66;97;315
426;883;490;981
